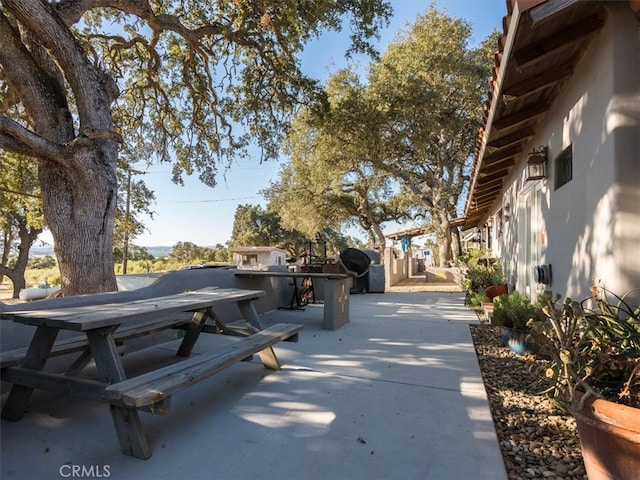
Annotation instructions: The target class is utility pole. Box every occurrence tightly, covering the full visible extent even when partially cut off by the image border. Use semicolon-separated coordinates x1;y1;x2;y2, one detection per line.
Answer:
121;168;144;274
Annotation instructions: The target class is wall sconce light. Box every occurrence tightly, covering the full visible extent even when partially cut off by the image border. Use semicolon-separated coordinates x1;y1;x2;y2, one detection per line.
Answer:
525;146;547;181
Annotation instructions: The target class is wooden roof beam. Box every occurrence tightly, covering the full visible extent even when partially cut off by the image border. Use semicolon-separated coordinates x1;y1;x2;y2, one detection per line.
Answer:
476;179;503;193
472;199;495;211
493;102;551;131
514;13;605;70
487;127;535;152
468;181;502;209
477;170;506;185
483;145;522;166
474;190;500;203
481;158;515;176
502;62;574;104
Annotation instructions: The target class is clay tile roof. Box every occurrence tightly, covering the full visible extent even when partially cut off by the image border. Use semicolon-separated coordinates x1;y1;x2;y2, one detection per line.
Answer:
231;246;287;254
462;0;607;229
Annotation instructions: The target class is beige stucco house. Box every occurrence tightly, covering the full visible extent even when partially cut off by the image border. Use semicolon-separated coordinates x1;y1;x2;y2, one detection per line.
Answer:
231;246;288;270
463;0;639;301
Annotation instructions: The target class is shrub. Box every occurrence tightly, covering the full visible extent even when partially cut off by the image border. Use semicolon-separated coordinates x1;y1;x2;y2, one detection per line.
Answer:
493;291;543;330
529;286;640;410
462;263;505;296
459;249;505;298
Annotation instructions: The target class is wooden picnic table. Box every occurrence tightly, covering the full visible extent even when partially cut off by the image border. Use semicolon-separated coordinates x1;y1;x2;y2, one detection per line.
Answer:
234;270;351;330
0;287;302;459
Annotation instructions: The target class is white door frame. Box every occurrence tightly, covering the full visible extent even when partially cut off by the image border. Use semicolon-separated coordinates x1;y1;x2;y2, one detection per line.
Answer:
517;185;542;299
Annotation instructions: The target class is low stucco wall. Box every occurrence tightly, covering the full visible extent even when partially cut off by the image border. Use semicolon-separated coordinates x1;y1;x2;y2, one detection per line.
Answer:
1;267;297;320
0;267;340;364
384;248;409;288
424;267;461;285
0;267;309;380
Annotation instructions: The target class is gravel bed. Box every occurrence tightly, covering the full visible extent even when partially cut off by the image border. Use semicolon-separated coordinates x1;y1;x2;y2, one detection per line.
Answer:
470;324;587;480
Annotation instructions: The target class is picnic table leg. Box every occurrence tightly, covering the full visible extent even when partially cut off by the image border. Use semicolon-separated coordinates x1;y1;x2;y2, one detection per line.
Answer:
86;328;151;460
236;299;264;331
257;347;281;371
108;405;152;459
237;301;282;369
176;310;208;357
1;325;59;421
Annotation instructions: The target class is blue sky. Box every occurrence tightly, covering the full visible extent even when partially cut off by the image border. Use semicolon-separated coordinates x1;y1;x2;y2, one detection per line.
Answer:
129;0;507;247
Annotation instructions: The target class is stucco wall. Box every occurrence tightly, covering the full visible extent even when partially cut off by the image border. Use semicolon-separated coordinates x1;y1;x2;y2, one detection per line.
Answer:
1;267;291;318
493;3;639;301
384;248;409;288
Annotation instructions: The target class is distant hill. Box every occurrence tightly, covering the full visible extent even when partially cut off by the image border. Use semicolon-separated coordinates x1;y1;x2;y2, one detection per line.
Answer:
29;245;175;258
30;245;56;256
145;246;173;258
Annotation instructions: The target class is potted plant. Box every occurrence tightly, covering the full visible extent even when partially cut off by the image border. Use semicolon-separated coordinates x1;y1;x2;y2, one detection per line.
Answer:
485;282;509;301
460;249;506;320
528;284;640;480
492;290;542;354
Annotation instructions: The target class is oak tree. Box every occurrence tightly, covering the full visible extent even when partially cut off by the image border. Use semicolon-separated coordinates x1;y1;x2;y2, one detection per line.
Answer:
367;8;497;266
294;8;496;266
0;153;45;297
0;0;391;294
265;73;417;256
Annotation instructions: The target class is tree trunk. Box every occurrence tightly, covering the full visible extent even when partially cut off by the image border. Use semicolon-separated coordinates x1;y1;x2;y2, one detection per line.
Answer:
433;211;452;267
451;227;461;265
39;145;118;295
0;218;41;298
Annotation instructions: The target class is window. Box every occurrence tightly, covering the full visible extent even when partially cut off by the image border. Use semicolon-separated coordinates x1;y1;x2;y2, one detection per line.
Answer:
554;145;573;190
241;254;258;266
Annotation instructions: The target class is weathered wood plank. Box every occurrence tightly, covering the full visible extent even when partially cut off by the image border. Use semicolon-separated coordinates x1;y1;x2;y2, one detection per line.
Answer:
109;405;151;459
236;299;263;331
1;326;58;421
176;310;209;357
1;312;194;369
105;323;303;408
3;287;265;331
86;327;127;384
1;367;107;402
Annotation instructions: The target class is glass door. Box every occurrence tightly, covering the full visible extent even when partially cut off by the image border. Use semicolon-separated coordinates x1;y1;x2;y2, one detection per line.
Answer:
517;187;541;298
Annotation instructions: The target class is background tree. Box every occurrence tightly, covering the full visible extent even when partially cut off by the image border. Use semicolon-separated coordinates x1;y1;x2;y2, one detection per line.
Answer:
367;9;497;266
229;204;350;257
0;0;391;295
297;8;496;267
229;204;306;255
266;69;420;256
169;242;209;264
112;156;156;274
0;152;45;298
113;245;154;265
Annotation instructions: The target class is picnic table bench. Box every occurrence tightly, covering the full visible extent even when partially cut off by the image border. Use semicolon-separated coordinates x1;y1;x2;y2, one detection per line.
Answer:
1;287;302;459
235;270;351;330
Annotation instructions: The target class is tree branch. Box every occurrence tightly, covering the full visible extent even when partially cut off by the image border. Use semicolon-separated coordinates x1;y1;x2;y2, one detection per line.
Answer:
0;9;72;141
5;0;113;132
0;116;66;162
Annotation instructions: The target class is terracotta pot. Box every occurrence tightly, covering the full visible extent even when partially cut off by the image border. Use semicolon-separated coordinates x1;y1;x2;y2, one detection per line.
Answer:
571;395;640;480
485;283;508;301
481;302;495;322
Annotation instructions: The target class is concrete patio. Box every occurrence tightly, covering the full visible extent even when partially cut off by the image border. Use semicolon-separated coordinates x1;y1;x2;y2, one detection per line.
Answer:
1;291;507;480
